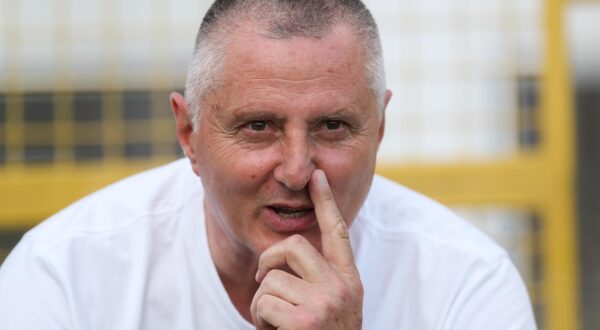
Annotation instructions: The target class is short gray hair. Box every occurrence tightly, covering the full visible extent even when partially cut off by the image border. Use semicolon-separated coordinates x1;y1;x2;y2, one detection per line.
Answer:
185;0;386;129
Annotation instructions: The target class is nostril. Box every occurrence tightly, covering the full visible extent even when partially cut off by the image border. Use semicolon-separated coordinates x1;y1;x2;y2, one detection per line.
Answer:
274;164;311;191
277;173;311;191
274;140;314;190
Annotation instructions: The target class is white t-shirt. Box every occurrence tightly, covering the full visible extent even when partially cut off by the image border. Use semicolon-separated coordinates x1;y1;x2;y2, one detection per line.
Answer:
0;159;536;329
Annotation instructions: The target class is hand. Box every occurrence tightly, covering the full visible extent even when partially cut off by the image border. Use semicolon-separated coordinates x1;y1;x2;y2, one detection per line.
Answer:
251;169;363;330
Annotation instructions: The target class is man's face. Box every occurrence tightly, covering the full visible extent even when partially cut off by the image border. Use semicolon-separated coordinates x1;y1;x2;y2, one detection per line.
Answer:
179;23;389;255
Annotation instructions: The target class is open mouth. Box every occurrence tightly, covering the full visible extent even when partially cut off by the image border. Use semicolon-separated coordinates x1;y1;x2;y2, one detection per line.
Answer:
269;206;314;219
264;204;317;232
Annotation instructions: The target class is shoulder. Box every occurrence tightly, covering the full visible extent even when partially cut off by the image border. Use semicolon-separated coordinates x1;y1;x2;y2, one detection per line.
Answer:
24;158;199;251
0;159;206;329
353;174;507;263
353;176;536;328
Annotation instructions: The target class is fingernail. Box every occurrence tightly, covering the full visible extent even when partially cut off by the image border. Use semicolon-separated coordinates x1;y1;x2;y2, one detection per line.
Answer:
255;270;262;283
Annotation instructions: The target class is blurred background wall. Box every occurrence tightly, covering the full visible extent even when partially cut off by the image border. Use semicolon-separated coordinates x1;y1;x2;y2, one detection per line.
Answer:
0;0;597;329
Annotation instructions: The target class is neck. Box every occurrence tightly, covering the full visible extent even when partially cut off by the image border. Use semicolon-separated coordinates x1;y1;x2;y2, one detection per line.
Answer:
204;205;260;323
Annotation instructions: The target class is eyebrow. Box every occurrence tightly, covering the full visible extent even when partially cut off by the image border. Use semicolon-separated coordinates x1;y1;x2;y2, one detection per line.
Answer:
223;106;365;127
221;109;283;128
230;109;281;121
316;108;360;118
309;108;365;124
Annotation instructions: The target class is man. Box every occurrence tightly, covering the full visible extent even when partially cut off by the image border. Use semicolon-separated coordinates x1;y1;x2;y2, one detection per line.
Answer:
0;0;536;329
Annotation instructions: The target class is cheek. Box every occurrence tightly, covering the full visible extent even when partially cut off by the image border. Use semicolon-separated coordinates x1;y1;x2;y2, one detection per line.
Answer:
319;146;375;192
316;144;377;214
199;143;278;193
316;139;378;177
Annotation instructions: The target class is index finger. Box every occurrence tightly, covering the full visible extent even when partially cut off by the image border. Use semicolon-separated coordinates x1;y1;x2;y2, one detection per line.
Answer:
309;169;357;275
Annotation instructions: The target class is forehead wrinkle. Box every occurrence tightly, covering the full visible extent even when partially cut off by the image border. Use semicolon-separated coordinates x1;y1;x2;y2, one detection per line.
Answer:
222;75;370;115
242;78;353;99
247;76;331;84
237;56;358;82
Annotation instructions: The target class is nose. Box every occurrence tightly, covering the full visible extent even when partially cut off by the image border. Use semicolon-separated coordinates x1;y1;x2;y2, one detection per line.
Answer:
273;132;315;191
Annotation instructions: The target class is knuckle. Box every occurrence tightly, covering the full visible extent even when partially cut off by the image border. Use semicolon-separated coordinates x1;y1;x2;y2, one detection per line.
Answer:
257;250;274;271
256;295;270;311
261;270;283;291
263;268;284;283
333;217;350;239
258;249;270;264
354;279;364;297
336;283;351;303
288;233;307;246
339;278;363;303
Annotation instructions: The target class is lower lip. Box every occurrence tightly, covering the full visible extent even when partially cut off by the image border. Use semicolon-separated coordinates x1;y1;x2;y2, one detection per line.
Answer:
263;207;317;233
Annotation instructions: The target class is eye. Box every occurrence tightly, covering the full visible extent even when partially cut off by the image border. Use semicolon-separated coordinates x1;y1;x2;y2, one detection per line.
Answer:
324;120;344;130
248;121;268;131
240;120;276;141
315;119;352;141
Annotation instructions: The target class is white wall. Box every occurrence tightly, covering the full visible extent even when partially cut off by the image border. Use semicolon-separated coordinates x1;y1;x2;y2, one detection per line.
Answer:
566;3;600;85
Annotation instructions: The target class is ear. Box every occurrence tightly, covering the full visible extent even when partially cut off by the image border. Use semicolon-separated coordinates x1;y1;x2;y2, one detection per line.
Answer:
170;92;200;176
378;89;393;143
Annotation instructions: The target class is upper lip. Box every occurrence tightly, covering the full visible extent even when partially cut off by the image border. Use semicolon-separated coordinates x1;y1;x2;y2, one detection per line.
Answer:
268;203;314;210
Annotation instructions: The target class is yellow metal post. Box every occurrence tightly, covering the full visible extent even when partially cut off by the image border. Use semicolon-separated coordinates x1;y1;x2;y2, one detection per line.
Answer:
538;0;579;328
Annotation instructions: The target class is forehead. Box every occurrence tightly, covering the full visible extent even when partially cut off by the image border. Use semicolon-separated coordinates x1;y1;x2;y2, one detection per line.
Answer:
210;22;370;107
230;22;362;70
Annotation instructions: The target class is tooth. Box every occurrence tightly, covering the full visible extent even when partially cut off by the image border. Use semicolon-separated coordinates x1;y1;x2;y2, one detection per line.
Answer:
277;209;307;218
